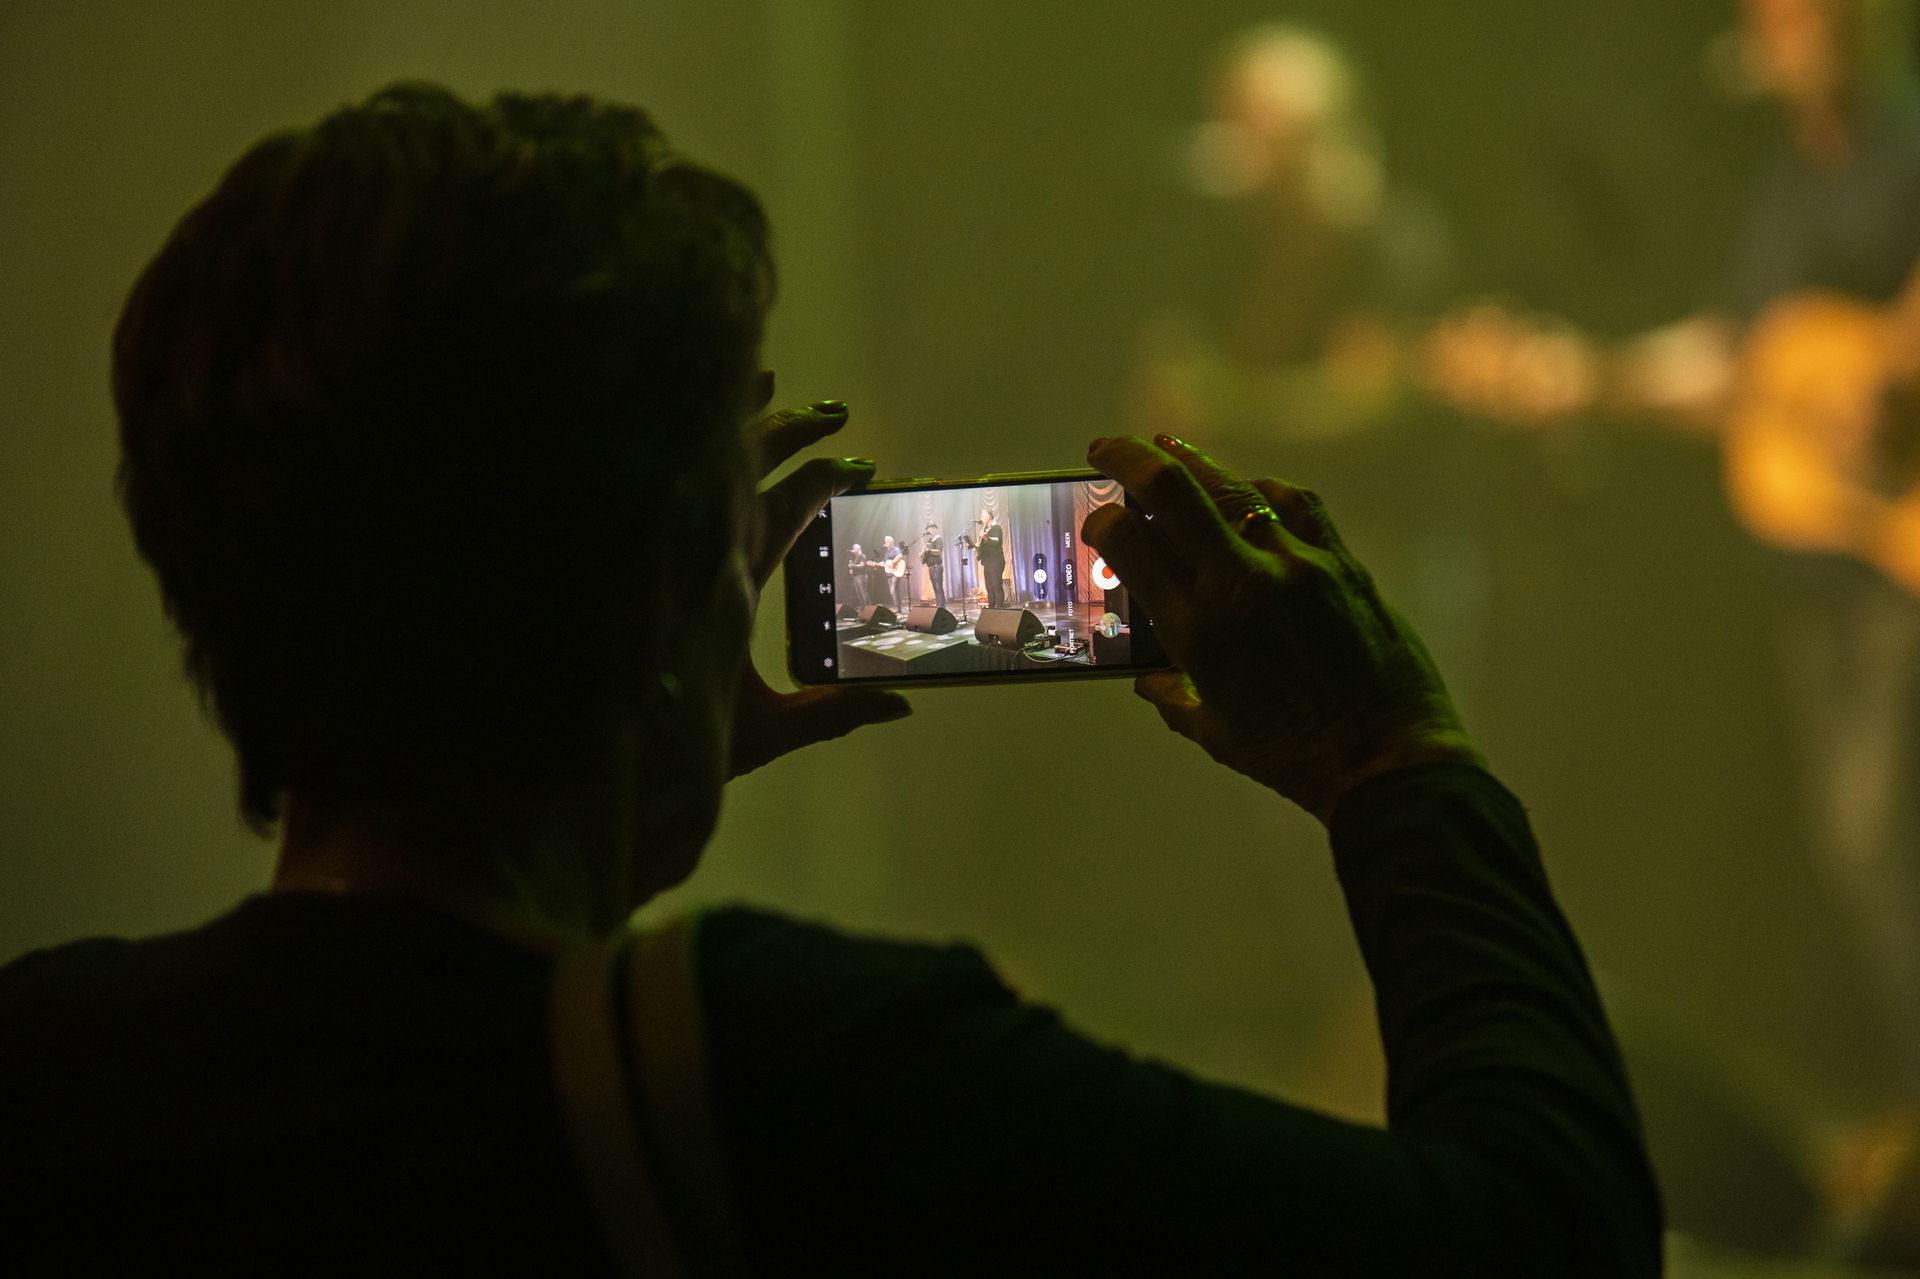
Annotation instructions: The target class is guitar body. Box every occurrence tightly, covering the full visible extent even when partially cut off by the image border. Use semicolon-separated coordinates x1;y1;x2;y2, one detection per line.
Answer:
1423;287;1920;595
1726;292;1920;594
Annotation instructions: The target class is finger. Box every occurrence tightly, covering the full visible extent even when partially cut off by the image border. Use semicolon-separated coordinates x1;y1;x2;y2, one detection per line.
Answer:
1134;670;1207;740
1252;477;1347;557
731;686;912;777
1150;434;1282;529
751;454;876;584
755;400;850;477
1087;435;1240;565
1081;501;1182;621
1134;668;1199;710
1154;434;1306;555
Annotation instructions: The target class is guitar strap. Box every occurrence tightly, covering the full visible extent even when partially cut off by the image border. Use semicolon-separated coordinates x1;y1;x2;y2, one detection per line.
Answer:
550;912;749;1278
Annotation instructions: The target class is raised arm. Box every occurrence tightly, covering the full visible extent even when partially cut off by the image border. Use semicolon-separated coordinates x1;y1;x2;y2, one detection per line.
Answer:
699;434;1659;1275
1078;433;1660;1272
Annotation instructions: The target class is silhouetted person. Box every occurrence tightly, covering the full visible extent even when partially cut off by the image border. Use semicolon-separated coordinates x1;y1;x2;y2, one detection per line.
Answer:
0;83;1658;1275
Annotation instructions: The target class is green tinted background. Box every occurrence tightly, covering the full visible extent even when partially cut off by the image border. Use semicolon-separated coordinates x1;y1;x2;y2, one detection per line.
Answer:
0;0;1859;1252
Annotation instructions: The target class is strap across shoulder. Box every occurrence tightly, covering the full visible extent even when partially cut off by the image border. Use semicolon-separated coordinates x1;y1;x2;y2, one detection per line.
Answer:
550;912;748;1278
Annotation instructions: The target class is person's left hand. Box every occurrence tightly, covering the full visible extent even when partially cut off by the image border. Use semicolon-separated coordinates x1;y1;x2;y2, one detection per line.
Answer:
730;400;912;778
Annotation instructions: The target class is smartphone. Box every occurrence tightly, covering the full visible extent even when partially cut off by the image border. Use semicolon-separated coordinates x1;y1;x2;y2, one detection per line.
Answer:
783;468;1167;687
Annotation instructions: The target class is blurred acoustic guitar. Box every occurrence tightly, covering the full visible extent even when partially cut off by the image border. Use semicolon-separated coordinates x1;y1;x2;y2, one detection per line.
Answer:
1722;292;1920;595
1423;289;1920;597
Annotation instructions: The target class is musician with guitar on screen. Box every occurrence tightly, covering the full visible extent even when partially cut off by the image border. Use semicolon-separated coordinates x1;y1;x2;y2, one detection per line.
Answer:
880;534;910;613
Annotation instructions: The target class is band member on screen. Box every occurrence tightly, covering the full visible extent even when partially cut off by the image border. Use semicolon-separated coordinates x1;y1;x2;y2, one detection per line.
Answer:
923;522;946;609
977;507;1007;608
881;535;908;612
845;542;871;607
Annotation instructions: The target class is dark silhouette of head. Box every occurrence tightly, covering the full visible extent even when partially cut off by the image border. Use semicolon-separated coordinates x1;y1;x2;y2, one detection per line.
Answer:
114;82;773;859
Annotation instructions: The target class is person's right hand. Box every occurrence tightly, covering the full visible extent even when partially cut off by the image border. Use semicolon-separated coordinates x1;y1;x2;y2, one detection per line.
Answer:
1082;434;1485;825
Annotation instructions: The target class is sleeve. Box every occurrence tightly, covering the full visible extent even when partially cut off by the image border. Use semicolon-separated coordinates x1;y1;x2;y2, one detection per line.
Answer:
697;764;1661;1278
1330;764;1663;1275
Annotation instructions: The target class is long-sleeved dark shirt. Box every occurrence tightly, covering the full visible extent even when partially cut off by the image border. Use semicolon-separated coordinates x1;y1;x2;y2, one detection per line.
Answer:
0;764;1660;1274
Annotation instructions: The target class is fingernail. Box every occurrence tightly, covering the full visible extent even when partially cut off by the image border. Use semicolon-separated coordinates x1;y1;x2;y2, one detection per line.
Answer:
812;399;848;416
1153;433;1186;451
843;456;876;470
1088;436;1111;454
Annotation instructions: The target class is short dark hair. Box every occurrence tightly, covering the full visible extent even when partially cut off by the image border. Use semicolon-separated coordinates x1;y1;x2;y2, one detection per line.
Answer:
115;82;773;843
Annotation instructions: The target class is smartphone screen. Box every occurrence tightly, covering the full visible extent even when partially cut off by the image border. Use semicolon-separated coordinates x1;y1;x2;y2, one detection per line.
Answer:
783;469;1166;686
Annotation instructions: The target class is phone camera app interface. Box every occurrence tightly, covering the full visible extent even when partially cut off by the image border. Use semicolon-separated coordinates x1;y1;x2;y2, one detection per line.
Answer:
827;478;1141;681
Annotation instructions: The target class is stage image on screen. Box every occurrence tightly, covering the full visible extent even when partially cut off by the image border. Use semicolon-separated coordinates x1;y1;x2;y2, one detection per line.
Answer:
827;477;1141;681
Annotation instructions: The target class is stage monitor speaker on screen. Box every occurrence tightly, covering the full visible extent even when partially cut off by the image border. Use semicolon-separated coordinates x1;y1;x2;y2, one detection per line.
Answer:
974;607;1045;649
904;605;958;634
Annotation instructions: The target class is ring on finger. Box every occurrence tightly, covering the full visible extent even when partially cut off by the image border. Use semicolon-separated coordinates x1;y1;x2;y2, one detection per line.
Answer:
1234;503;1282;536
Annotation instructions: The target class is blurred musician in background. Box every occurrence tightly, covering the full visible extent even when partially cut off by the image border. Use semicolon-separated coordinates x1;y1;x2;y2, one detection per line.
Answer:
1660;6;1920;1257
1129;23;1454;445
1126;22;1490;733
1427;4;1920;1254
1734;6;1920;1251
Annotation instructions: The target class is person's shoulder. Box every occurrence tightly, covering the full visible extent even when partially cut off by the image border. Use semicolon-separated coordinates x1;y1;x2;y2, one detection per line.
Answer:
694;905;1001;1002
0;934;152;1105
0;902;268;1024
0;935;136;1004
690;905;1015;1058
